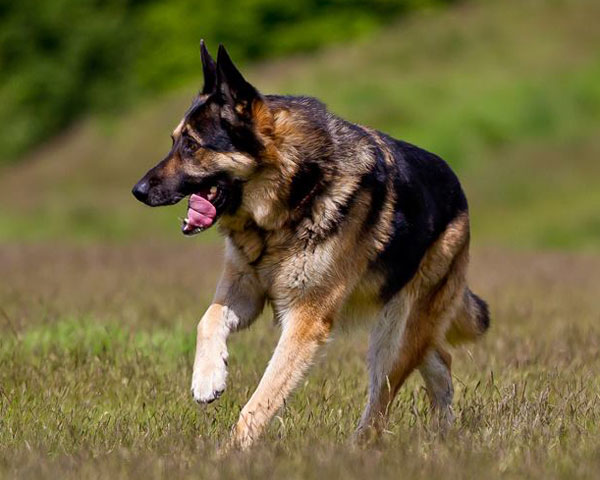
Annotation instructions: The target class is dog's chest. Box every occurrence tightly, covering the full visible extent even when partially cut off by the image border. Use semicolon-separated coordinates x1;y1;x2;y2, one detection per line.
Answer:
228;227;267;266
228;226;318;286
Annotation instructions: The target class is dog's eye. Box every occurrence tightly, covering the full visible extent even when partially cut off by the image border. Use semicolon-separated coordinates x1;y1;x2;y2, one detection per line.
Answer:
182;136;199;155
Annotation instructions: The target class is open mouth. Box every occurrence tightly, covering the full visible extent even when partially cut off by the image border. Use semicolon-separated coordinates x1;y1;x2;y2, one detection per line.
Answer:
181;185;221;236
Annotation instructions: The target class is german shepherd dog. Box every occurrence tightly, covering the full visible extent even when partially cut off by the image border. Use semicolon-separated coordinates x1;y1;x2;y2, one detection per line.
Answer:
132;42;489;450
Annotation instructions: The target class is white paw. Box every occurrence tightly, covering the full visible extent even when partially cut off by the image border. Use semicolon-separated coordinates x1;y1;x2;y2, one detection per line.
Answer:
191;343;228;404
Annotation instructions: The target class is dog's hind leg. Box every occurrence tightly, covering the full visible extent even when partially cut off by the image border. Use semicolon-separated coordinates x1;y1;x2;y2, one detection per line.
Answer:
418;345;454;430
354;291;433;443
355;214;470;442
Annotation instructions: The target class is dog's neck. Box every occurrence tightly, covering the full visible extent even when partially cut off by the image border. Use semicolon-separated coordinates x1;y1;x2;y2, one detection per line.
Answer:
220;159;294;233
224;100;335;233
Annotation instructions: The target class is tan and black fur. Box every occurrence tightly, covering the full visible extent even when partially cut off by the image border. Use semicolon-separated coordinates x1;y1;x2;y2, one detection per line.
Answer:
132;42;490;450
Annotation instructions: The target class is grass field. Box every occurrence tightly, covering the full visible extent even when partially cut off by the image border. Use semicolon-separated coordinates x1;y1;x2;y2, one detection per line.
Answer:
1;245;599;478
1;0;599;478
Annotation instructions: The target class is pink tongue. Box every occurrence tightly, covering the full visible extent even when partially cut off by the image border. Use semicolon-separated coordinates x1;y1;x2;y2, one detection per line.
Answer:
183;194;217;232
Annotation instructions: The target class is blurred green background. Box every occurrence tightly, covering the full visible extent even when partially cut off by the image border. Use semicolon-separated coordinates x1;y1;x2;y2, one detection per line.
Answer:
0;0;451;164
1;0;598;249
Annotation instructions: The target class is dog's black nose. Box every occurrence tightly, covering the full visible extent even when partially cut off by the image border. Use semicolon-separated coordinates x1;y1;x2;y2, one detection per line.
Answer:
132;180;149;202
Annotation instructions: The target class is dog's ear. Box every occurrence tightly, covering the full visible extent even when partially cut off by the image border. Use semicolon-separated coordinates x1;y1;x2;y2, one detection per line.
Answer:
216;44;259;116
215;44;272;155
200;39;217;94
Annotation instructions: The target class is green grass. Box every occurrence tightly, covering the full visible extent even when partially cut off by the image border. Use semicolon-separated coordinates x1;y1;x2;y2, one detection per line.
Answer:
0;0;599;250
1;244;599;478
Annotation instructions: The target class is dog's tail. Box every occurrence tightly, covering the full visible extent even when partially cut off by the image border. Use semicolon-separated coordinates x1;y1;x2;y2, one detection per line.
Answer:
446;288;490;345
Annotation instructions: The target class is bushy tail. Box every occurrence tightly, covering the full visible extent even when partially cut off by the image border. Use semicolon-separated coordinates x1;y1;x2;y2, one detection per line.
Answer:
446;288;490;345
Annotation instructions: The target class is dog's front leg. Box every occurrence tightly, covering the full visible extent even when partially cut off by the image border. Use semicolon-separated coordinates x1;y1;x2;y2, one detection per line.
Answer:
191;255;265;404
228;303;334;450
191;303;232;404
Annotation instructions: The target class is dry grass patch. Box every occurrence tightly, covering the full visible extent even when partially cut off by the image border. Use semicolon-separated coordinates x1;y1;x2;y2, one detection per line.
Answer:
1;244;599;478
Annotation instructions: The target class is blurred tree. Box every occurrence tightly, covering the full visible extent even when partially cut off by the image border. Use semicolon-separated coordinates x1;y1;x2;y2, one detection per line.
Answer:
0;0;454;164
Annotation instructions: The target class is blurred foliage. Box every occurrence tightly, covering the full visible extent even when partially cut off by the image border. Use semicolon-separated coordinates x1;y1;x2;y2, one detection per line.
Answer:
0;0;452;164
0;0;598;250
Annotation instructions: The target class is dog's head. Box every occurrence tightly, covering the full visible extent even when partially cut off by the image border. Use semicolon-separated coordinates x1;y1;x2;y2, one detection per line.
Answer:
132;42;272;235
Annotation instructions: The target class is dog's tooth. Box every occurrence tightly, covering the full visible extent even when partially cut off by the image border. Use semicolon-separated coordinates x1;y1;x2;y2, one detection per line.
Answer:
207;186;218;201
